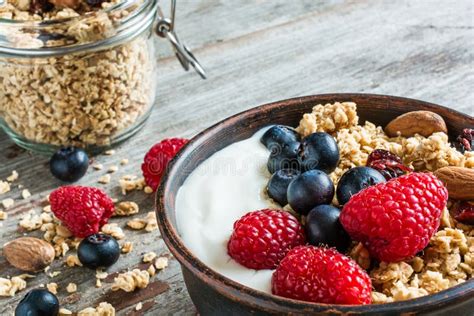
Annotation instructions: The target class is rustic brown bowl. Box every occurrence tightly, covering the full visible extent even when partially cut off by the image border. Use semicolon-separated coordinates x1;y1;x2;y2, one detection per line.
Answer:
156;94;474;315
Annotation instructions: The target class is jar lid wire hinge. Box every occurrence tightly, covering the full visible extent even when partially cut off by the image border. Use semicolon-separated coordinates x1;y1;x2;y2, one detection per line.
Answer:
156;0;207;79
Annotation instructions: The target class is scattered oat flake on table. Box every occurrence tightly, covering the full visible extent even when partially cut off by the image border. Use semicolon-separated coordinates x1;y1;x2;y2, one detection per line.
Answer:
101;223;125;239
7;170;19;182
19;210;43;231
48;271;61;278
93;163;104;170
0;210;7;220
0;180;10;194
22;189;31;199
78;302;115;316
143;252;157;263
121;241;133;254
144;186;153;194
66;283;77;293
104;150;116;156
96;270;108;280
135;302;143;311
59;308;73;315
47;282;58;294
147;264;156;277
108;165;119;173
114;201;139;216
155;257;169;270
98;174;111;184
1;198;14;209
120;159;129;165
66;255;82;267
112;269;150;292
119;175;145;195
0;276;27;297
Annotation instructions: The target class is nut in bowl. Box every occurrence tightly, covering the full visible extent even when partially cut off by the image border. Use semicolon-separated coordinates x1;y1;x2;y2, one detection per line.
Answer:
156;94;474;315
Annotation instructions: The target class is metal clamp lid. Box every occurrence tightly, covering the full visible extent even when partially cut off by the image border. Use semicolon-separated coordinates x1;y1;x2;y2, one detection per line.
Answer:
156;0;207;79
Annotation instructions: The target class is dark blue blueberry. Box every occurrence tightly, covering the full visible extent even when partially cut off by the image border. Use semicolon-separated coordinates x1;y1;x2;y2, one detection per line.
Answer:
298;132;339;173
287;169;334;215
267;141;300;174
49;147;89;182
336;166;386;205
260;125;300;151
78;233;120;269
267;169;301;206
306;205;351;252
15;289;59;316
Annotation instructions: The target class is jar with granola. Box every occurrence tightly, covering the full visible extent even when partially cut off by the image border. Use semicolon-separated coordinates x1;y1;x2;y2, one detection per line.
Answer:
0;0;203;153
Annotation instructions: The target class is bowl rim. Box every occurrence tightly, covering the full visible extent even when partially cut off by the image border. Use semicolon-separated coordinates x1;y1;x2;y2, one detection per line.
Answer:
156;93;474;313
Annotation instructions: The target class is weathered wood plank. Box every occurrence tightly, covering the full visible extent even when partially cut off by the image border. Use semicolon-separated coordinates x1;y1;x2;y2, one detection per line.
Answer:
1;0;473;315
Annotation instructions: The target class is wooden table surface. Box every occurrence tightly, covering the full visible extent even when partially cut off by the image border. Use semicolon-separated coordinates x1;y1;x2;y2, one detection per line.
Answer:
1;0;473;315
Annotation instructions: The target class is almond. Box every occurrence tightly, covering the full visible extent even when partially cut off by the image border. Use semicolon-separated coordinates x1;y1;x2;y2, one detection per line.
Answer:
385;111;447;138
3;237;55;272
434;166;474;200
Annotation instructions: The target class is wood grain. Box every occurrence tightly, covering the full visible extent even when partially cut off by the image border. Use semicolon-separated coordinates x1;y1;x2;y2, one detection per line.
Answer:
1;0;473;315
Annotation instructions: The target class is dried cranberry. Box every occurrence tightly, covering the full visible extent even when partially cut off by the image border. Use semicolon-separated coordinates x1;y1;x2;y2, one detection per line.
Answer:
366;149;412;180
455;128;474;154
30;0;54;13
451;201;474;225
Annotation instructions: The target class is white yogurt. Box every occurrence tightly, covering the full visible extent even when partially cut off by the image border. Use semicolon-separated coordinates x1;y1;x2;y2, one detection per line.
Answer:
176;128;275;293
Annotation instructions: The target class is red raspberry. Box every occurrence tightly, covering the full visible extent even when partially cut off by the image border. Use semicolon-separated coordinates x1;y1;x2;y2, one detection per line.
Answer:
227;209;306;270
272;246;372;305
50;186;115;238
340;172;448;262
141;138;188;191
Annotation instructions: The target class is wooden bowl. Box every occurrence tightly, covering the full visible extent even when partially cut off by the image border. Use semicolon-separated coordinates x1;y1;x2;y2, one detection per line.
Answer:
156;94;474;315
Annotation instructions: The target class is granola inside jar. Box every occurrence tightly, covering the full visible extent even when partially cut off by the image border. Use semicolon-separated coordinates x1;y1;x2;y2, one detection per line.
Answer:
0;0;158;153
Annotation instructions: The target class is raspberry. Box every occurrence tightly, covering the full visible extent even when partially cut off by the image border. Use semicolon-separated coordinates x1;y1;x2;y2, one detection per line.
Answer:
141;138;188;191
366;149;412;180
50;186;115;238
272;246;372;305
340;173;448;262
227;209;306;270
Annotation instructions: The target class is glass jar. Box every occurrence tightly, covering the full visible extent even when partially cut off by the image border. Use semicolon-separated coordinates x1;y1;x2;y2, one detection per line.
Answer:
0;0;200;154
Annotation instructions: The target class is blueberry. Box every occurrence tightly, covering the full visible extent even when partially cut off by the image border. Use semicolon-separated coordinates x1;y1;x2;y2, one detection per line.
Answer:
49;147;89;182
267;169;301;206
298;132;339;173
267;141;300;174
260;125;300;151
15;289;59;316
287;170;335;215
336;166;386;205
306;205;351;252
78;233;120;269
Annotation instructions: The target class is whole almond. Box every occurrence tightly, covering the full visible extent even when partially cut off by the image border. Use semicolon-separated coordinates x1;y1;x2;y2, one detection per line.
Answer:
3;237;55;272
434;166;474;200
385;111;447;138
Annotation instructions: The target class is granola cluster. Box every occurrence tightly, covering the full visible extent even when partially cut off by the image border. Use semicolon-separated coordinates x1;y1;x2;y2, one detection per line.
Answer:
0;0;156;147
297;102;474;303
298;103;474;184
